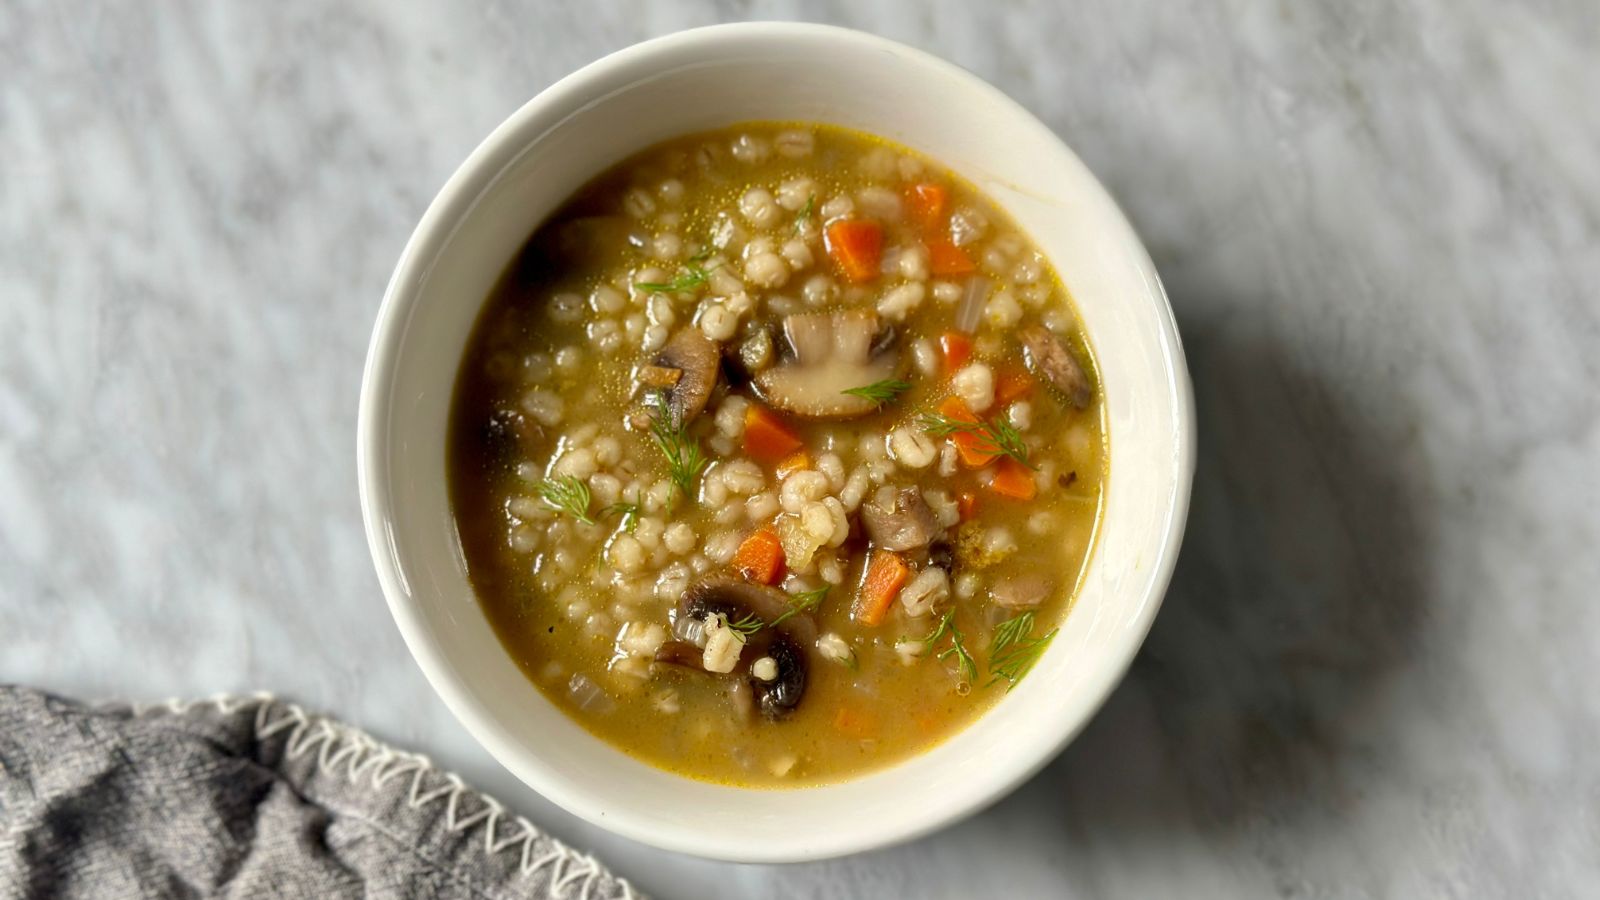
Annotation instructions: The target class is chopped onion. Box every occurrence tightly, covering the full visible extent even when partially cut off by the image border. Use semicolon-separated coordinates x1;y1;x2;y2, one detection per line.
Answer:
954;276;990;334
671;613;707;648
567;674;614;714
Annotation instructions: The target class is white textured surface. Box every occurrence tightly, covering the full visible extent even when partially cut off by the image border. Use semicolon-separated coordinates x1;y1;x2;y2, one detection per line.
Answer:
359;23;1190;864
3;2;1597;897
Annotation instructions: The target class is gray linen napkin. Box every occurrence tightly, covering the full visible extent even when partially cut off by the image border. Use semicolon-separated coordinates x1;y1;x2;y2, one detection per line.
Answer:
0;687;641;899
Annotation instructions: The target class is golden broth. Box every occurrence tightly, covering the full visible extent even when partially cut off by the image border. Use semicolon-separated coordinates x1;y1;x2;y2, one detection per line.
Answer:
449;123;1105;786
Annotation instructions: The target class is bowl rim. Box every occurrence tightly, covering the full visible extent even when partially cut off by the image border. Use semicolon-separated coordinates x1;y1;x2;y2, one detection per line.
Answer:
358;20;1195;862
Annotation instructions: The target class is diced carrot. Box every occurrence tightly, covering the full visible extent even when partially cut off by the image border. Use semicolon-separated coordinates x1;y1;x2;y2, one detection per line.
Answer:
834;706;878;739
732;527;786;585
987;457;1038;501
938;331;973;374
953;436;997;468
957;491;980;521
742;404;803;463
853;549;910;626
937;396;998;468
925;236;976;277
825;219;884;283
905;182;948;231
993;367;1036;406
775;449;812;479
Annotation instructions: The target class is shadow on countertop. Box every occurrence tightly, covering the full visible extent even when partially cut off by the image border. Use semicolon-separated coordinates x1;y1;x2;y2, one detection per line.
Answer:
959;277;1432;868
720;257;1437;900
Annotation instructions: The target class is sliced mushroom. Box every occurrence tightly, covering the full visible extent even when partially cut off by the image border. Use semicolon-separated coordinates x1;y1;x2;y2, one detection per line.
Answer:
861;487;943;552
643;327;721;424
653;640;705;669
637;364;683;389
679;576;817;646
754;309;899;418
991;572;1055;609
1019;322;1091;409
659;576;816;721
753;631;806;719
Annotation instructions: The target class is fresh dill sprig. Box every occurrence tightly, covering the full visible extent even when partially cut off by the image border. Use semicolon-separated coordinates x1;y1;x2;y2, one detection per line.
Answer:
915;411;1035;468
771;586;829;628
986;610;1058;690
535;475;594;525
985;417;1032;466
918;609;977;684
939;622;978;684
915;412;973;438
636;262;712;293
687;246;713;264
602;501;639;533
647;390;708;496
793;194;816;235
725;612;765;636
841;379;912;405
990;610;1038;656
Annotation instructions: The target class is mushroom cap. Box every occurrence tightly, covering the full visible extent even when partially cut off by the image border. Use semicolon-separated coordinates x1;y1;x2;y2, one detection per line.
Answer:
754;309;899;418
1019;322;1091;409
654;639;705;669
648;327;721;424
659;575;817;721
861;487;943;552
753;631;806;720
678;576;817;646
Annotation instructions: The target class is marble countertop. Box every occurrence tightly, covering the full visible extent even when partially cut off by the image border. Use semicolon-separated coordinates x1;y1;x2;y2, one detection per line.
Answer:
5;2;1597;896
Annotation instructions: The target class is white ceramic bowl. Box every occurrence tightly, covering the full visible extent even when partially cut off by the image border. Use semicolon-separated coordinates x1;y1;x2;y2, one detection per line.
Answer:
359;22;1193;863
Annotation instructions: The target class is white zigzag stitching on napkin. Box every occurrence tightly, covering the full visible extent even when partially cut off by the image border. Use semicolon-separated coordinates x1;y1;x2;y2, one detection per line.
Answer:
128;693;637;900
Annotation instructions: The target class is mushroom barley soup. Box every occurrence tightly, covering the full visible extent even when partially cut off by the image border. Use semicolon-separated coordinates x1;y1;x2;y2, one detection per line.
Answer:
450;123;1106;786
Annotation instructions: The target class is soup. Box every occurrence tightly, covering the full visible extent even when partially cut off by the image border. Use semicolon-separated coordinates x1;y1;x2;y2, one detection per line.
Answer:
449;123;1105;786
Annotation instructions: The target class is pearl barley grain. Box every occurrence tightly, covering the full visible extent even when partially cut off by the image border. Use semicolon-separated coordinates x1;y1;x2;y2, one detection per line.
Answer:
731;133;772;164
664;523;696;555
774;129;815;158
743;251;789;289
739;187;782;229
888;427;937;468
952;363;995;414
752;656;779;682
609;535;644;573
700;304;738;341
777;176;817;210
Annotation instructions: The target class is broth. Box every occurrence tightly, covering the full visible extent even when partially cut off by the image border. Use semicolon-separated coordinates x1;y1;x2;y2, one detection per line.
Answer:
449;123;1106;786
